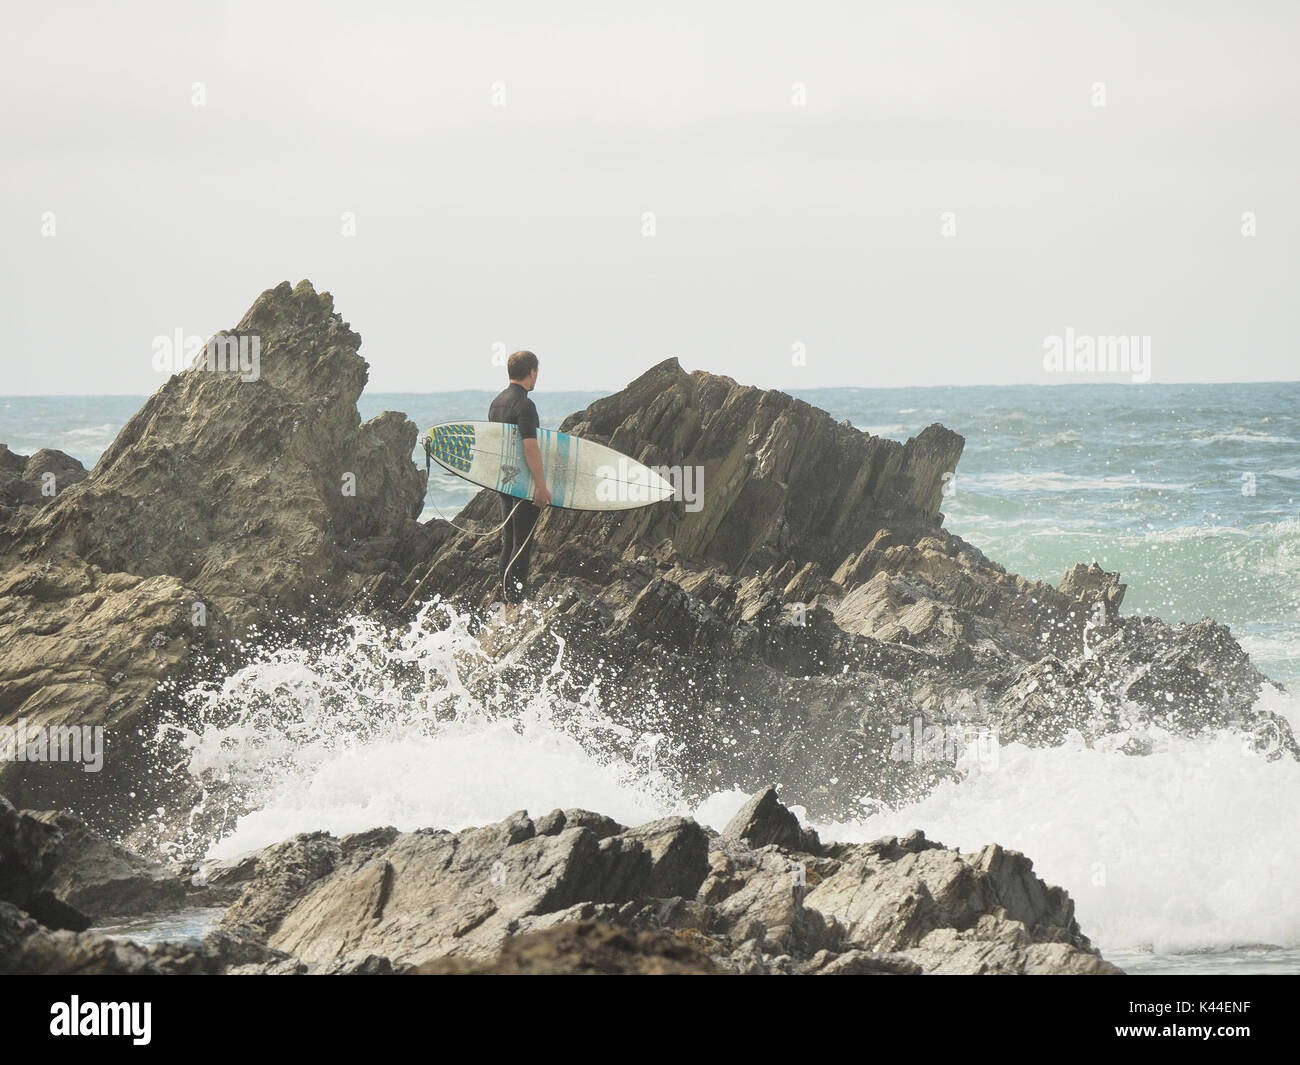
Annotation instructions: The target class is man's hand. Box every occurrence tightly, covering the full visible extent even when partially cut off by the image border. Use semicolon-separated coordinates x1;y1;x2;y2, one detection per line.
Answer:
522;437;550;507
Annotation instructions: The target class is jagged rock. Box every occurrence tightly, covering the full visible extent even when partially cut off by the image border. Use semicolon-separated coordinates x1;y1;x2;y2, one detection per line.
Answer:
413;920;721;975
206;812;709;970
1;791;1121;975
24;810;186;920
0;281;435;830
0;447;87;521
1060;561;1127;622
209;831;344;940
0;800;68;920
415;358;964;609
0;801;189;929
721;786;820;853
996;657;1095;745
699;844;839;956
0;900;221;974
1;281;1287;845
132;793;1119;975
803;830;1120;973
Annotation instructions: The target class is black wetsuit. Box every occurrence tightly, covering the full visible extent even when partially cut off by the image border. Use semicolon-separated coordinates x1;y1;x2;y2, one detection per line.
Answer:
488;382;542;602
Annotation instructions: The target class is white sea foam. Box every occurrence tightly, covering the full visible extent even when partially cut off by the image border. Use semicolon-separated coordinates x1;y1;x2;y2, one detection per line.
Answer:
170;604;1300;956
813;718;1300;955
65;423;120;439
1197;429;1299;445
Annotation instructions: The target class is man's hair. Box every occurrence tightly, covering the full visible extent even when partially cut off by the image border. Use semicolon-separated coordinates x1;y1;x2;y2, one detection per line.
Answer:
508;350;539;381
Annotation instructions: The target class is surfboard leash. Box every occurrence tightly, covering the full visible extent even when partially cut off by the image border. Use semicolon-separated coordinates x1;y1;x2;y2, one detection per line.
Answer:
501;504;546;603
408;434;549;611
403;437;542;612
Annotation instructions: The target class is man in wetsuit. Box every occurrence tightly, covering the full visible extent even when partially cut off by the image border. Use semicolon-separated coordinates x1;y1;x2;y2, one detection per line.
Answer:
488;350;551;602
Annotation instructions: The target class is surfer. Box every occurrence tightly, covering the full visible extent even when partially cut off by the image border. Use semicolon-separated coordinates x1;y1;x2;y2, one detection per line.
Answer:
489;351;550;602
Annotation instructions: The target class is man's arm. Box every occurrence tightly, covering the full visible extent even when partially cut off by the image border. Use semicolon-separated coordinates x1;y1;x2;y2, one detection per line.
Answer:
522;437;551;507
518;399;550;507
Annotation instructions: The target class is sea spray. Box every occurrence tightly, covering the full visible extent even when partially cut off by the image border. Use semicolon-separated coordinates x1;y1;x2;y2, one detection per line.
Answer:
813;696;1300;955
154;599;1300;957
157;598;692;862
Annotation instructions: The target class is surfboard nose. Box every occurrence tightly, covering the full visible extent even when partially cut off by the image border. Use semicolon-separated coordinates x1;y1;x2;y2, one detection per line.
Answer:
647;466;677;502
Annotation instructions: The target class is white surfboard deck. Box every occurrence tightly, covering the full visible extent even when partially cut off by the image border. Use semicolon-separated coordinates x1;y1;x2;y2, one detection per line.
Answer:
423;421;676;511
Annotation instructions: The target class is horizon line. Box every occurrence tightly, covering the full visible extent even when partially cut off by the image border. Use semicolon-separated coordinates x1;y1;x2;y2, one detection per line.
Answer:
5;377;1300;400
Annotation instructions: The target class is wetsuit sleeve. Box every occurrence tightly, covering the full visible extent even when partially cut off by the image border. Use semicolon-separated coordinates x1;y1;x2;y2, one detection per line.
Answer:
518;399;539;440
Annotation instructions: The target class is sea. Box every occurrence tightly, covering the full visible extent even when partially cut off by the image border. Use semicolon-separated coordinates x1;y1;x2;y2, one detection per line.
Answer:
3;381;1298;974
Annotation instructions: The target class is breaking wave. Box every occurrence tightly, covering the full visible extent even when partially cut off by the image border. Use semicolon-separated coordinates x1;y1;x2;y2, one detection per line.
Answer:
159;602;1300;957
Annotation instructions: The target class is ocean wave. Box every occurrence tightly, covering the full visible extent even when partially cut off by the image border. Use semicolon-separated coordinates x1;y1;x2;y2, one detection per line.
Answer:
967;472;1191;493
169;604;689;862
167;602;1300;957
1195;428;1299;446
1139;517;1300;544
1240;635;1300;667
64;423;120;439
1039;430;1083;446
813;720;1300;954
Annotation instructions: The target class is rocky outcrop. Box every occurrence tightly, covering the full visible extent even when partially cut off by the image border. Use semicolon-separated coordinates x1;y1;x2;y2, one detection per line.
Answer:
412;921;721;974
383;362;1294;820
0;901;223;975
1;279;1291;847
216;792;1116;974
208;811;712;968
0;446;87;524
0;798;187;928
409;357;964;606
0;789;1118;975
0;281;437;827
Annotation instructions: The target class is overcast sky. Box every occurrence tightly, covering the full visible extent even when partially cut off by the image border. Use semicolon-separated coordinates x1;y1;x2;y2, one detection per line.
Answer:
3;1;1296;395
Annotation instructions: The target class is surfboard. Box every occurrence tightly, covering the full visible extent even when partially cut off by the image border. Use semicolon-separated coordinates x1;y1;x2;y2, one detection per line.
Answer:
423;421;676;511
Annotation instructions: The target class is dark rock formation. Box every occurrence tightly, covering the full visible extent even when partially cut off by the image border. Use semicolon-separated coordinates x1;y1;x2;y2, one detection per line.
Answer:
0;446;87;524
0;279;1291;858
0;281;435;829
390;360;1295;818
722;785;820;853
0;789;1120;975
411;920;722;974
0;800;186;928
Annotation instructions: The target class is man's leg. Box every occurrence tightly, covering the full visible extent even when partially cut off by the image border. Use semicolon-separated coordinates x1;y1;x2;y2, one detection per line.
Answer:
504;500;541;602
497;493;517;599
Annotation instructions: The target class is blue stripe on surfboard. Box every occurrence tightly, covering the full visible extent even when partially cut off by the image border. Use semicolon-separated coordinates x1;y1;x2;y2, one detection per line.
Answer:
554;429;569;508
568;432;580;506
